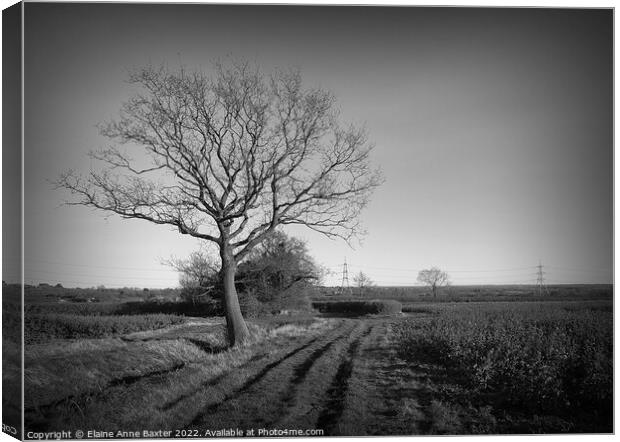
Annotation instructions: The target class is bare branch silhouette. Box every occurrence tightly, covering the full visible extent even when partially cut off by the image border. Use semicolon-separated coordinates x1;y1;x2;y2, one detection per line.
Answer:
56;61;383;345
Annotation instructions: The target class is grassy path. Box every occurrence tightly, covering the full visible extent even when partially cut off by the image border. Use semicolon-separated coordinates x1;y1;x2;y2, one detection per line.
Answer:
336;317;428;435
188;320;368;431
25;316;429;436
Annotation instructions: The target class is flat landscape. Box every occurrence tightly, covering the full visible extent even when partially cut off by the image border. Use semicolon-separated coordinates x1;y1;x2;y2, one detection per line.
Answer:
3;284;613;436
9;5;613;439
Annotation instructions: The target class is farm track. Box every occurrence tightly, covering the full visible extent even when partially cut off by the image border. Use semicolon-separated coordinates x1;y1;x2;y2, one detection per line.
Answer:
26;317;419;436
160;333;324;414
186;320;369;431
338;319;428;435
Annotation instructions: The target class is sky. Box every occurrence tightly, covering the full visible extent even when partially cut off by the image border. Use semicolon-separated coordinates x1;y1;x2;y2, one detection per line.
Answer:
10;4;613;288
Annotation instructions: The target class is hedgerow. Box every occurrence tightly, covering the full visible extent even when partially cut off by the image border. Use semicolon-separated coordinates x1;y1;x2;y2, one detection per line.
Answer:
313;300;402;316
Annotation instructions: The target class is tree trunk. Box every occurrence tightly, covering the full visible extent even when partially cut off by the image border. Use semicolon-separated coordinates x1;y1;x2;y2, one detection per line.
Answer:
219;242;251;347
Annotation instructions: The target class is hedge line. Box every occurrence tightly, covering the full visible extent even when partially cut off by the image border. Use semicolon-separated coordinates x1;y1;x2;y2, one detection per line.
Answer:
312;299;402;316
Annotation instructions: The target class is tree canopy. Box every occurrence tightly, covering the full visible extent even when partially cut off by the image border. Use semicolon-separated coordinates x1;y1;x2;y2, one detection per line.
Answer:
58;62;382;262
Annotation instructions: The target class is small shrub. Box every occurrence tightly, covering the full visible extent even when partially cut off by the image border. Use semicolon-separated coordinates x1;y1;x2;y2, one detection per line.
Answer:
262;285;315;314
238;292;268;319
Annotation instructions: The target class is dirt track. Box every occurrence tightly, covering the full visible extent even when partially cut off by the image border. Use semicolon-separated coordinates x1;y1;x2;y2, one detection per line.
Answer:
187;319;369;433
26;316;417;437
180;317;412;436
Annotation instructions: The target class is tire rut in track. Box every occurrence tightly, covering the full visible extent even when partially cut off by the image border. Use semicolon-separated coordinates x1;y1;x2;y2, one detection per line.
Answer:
315;325;373;435
159;351;268;412
271;322;373;431
161;333;323;414
188;321;358;429
331;320;399;436
290;338;340;384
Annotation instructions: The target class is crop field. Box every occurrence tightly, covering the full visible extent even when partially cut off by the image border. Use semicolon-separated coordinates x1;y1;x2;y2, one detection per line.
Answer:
3;284;613;436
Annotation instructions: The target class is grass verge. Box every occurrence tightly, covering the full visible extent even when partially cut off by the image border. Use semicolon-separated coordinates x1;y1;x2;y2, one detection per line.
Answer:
25;313;186;343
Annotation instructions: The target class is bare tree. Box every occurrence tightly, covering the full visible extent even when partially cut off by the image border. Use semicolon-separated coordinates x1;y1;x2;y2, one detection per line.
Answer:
163;250;219;303
417;267;450;297
56;62;383;346
353;271;373;294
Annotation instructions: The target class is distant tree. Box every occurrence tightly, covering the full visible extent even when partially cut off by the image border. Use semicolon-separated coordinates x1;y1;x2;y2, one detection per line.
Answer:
55;61;382;346
353;271;374;294
417;267;450;297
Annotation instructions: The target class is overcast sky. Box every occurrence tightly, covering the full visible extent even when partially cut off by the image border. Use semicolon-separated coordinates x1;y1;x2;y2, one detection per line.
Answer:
16;4;612;288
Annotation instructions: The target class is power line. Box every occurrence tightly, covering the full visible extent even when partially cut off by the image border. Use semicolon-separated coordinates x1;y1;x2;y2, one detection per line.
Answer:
323;263;537;273
23;279;176;289
546;266;612;273
25;269;177;282
25;258;177;272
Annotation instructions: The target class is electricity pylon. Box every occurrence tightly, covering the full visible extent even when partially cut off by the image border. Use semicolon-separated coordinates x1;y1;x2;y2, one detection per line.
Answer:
536;261;549;296
338;258;352;296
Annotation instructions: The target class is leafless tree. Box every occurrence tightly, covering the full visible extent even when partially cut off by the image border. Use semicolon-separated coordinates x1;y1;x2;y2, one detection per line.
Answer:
353;271;374;294
55;61;383;346
417;267;450;297
163;250;219;302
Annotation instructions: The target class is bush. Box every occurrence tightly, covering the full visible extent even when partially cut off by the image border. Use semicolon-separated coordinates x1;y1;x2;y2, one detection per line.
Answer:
266;285;316;313
238;292;268;318
236;231;321;304
312;299;402;316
